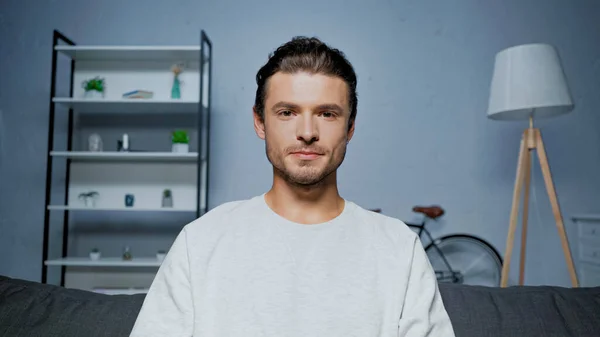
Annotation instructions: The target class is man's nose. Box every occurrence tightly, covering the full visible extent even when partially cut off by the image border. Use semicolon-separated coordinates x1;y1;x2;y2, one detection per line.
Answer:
296;113;319;143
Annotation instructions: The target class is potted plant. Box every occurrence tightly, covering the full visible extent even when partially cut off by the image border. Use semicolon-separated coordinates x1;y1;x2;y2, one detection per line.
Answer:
171;130;189;153
89;248;101;261
78;191;99;207
122;246;132;261
82;77;105;99
162;189;173;208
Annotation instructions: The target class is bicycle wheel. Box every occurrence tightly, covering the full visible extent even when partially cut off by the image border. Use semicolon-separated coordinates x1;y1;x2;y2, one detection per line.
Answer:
424;234;503;287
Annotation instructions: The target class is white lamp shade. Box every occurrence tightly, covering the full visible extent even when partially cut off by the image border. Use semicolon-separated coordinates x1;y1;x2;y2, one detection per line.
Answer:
487;43;574;121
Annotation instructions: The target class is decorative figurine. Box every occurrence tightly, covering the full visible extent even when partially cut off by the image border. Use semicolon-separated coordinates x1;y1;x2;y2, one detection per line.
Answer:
125;194;135;207
78;191;99;207
82;77;105;99
170;63;184;99
88;133;103;152
89;248;101;261
117;134;130;152
171;130;189;153
162;189;173;208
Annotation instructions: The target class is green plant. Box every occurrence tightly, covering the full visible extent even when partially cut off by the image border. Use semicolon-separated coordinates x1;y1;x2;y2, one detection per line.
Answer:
122;246;132;260
163;189;172;197
82;77;105;92
91;248;99;253
172;130;189;144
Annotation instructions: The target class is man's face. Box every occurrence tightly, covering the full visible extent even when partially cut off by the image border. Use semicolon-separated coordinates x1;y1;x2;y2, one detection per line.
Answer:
254;71;355;186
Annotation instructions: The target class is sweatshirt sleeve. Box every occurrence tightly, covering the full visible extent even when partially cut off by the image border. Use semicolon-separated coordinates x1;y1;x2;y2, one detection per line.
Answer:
398;236;456;336
129;228;194;337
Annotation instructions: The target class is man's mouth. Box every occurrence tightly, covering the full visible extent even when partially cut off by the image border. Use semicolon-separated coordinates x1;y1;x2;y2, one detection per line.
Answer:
291;150;322;160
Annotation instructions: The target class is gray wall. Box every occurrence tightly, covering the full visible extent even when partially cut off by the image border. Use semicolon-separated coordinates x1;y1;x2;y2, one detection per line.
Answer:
1;0;599;287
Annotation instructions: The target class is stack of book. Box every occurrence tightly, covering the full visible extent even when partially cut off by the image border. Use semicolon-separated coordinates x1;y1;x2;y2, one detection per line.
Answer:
122;90;154;99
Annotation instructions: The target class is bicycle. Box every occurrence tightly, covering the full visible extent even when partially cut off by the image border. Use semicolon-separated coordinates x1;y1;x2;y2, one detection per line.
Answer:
372;205;503;287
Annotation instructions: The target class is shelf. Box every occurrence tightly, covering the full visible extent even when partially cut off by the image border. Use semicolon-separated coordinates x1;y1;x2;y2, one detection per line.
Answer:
50;151;199;162
55;45;201;62
53;97;201;114
45;257;162;267
572;214;600;221
47;205;197;212
93;288;150;295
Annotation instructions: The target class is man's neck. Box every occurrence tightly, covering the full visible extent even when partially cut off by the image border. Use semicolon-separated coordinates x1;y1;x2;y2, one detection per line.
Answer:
264;172;345;225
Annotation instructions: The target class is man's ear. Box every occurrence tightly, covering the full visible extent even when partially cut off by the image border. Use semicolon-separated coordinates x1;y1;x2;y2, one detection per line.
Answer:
346;118;355;143
253;106;266;140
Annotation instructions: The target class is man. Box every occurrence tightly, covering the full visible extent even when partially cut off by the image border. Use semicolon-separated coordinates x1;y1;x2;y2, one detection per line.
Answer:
130;36;455;337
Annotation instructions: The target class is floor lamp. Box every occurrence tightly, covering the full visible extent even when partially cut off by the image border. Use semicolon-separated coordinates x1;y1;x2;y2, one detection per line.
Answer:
487;43;579;287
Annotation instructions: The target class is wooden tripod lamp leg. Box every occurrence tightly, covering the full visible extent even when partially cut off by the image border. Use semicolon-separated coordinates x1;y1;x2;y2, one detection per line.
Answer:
534;130;579;287
501;137;528;287
519;149;532;285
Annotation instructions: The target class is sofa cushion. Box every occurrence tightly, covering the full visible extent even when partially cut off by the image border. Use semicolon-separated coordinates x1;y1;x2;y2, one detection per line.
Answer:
439;283;600;336
0;275;144;337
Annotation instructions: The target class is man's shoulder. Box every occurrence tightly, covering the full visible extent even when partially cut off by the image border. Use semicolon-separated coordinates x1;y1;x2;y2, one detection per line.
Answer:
199;198;253;218
350;202;419;246
182;195;263;233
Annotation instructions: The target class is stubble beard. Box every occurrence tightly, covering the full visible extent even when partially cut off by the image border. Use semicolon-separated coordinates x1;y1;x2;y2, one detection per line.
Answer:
265;139;347;187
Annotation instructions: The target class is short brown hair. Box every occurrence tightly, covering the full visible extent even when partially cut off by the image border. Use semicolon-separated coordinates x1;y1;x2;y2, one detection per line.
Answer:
254;36;358;128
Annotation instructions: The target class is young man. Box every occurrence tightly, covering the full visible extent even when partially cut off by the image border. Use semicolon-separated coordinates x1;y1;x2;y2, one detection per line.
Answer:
130;37;455;336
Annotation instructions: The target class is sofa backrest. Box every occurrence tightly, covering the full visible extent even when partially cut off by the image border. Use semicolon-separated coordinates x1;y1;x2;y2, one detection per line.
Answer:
439;283;600;336
0;275;144;337
2;275;600;337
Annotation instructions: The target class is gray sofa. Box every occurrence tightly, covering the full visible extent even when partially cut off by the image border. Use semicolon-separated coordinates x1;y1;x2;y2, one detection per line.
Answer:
1;274;599;336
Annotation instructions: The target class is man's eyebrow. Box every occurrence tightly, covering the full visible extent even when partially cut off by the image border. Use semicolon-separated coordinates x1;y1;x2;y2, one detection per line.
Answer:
270;101;345;113
315;103;344;113
271;101;300;111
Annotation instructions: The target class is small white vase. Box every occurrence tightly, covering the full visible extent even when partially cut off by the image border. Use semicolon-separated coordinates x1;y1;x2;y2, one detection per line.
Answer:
162;196;173;208
89;251;101;260
84;90;104;99
172;143;189;153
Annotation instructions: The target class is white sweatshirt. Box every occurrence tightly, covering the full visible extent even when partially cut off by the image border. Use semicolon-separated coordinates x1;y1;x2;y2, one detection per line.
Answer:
130;194;455;337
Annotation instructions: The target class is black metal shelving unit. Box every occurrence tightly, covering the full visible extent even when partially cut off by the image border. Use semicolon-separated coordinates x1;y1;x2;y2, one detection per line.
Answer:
41;29;212;286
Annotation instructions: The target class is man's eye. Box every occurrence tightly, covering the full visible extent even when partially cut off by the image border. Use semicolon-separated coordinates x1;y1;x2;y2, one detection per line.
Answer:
280;110;292;116
322;111;335;118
